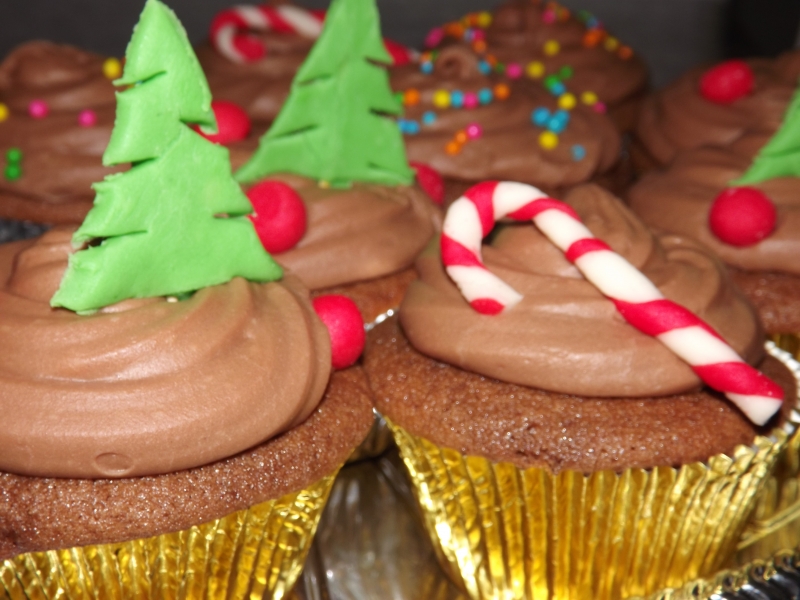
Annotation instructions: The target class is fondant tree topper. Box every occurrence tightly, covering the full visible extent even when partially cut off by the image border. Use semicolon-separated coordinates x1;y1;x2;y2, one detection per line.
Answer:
734;85;800;185
235;0;414;188
51;0;281;312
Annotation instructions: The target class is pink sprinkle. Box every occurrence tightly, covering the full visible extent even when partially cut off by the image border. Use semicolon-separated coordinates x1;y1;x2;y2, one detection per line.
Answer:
473;29;486;42
593;101;607;114
78;109;97;127
506;63;523;79
463;92;479;109
542;9;556;24
466;123;483;139
28;100;49;119
425;27;444;48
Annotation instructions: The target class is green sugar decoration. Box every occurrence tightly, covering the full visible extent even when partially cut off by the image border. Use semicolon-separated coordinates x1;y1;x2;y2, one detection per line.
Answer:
51;0;281;312
235;0;414;188
734;86;800;185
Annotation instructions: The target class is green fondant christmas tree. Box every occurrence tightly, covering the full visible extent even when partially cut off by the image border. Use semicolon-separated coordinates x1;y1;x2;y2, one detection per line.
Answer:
51;0;281;312
235;0;413;187
734;86;800;185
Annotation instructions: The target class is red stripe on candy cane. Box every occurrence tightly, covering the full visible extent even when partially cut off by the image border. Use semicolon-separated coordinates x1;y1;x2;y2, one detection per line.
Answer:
440;181;784;425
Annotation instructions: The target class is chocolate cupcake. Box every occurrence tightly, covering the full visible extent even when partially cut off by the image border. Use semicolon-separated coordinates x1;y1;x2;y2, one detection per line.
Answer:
427;0;649;132
365;182;799;598
0;4;373;598
390;43;622;202
633;51;800;171
0;41;121;224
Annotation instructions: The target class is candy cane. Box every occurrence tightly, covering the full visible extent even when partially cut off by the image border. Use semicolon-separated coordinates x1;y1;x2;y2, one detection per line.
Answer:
441;181;784;425
210;4;417;66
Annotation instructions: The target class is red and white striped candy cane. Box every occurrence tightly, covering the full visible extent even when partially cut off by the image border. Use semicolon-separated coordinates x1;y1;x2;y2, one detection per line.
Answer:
210;4;325;63
210;4;417;66
441;181;784;425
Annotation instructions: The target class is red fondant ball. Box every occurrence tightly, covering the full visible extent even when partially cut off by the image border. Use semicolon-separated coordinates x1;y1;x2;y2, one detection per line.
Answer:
384;39;413;67
312;295;365;369
247;180;307;253
708;186;777;247
410;161;445;205
699;60;755;104
194;100;251;145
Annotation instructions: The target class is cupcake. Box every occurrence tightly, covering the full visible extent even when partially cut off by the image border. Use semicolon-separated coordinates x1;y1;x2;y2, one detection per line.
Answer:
0;3;373;598
233;0;439;326
390;42;622;202
364;181;799;598
426;0;649;132
633;51;800;171
0;41;121;223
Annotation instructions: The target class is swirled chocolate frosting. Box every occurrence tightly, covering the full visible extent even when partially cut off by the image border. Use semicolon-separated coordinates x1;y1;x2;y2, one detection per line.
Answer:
391;44;621;187
401;184;763;397
0;42;123;223
247;173;439;291
635;51;800;168
0;228;332;479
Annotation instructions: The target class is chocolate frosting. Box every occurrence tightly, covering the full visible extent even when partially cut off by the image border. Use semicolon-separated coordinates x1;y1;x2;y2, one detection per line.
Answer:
480;0;648;108
241;173;439;291
628;133;800;276
391;44;621;186
401;184;763;397
635;51;800;167
0;228;332;479
0;42;123;223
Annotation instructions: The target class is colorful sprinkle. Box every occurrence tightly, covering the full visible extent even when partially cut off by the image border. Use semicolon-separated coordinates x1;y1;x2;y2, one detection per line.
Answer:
7;148;22;163
420;61;434;75
425;27;444;48
558;93;577;110
433;90;451;109
526;61;545;79
103;57;122;80
618;46;634;60
422;111;437;125
572;145;587;161
581;91;599;105
472;39;487;53
476;11;492;28
445;140;462;155
403;89;421;107
547;81;567;96
559;66;574;79
593;101;607;114
455;129;468;144
547;110;570;133
78;109;97;127
539;131;559;149
542;8;557;24
0;103;8;123
4;164;21;181
494;83;511;100
583;30;604;48
604;36;619;51
478;88;493;104
543;40;560;56
478;60;492;75
506;63;523;79
28;100;49;119
450;90;465;108
466;123;483;139
532;107;550;126
464;92;479;109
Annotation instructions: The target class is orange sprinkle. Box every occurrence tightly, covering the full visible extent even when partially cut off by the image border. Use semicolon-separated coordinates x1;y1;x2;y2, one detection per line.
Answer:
559;8;570;21
472;39;487;53
486;54;498;67
444;23;464;38
618;45;634;60
582;29;604;48
494;83;511;100
403;88;421;106
455;130;469;144
446;140;462;155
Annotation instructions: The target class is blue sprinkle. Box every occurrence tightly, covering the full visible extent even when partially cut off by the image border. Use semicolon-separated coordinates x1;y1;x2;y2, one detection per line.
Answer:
553;109;570;124
549;82;567;96
478;88;493;104
420;61;434;74
572;144;587;161
587;17;599;29
478;60;491;75
464;29;475;42
406;120;421;135
422;111;437;125
532;107;550;126
450;90;465;109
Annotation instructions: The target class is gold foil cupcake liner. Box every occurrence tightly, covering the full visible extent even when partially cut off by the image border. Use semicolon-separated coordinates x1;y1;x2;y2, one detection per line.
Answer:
0;471;339;600
387;342;800;600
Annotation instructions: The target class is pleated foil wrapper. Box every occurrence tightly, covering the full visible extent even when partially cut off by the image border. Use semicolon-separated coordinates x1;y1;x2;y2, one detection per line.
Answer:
0;471;338;600
385;342;800;600
736;337;800;565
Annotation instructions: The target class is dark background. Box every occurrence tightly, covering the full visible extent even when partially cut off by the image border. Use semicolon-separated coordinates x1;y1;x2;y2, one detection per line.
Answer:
3;0;799;88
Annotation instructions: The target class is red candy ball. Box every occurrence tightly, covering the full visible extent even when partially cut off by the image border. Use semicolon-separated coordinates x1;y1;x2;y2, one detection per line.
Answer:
193;100;251;145
699;60;755;104
312;295;365;369
247;180;307;253
384;39;413;67
708;186;777;247
410;161;444;205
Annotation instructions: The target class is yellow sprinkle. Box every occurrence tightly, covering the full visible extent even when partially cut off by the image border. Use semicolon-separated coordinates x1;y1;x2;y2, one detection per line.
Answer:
103;57;122;79
581;91;599;105
0;103;8;122
433;89;451;109
543;40;560;56
526;61;545;79
539;131;559;150
476;11;492;28
558;93;577;110
319;180;331;189
604;36;619;51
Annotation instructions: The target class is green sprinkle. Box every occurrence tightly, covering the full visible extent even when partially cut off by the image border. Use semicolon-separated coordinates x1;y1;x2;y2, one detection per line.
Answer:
5;164;21;181
559;66;574;79
6;148;22;163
